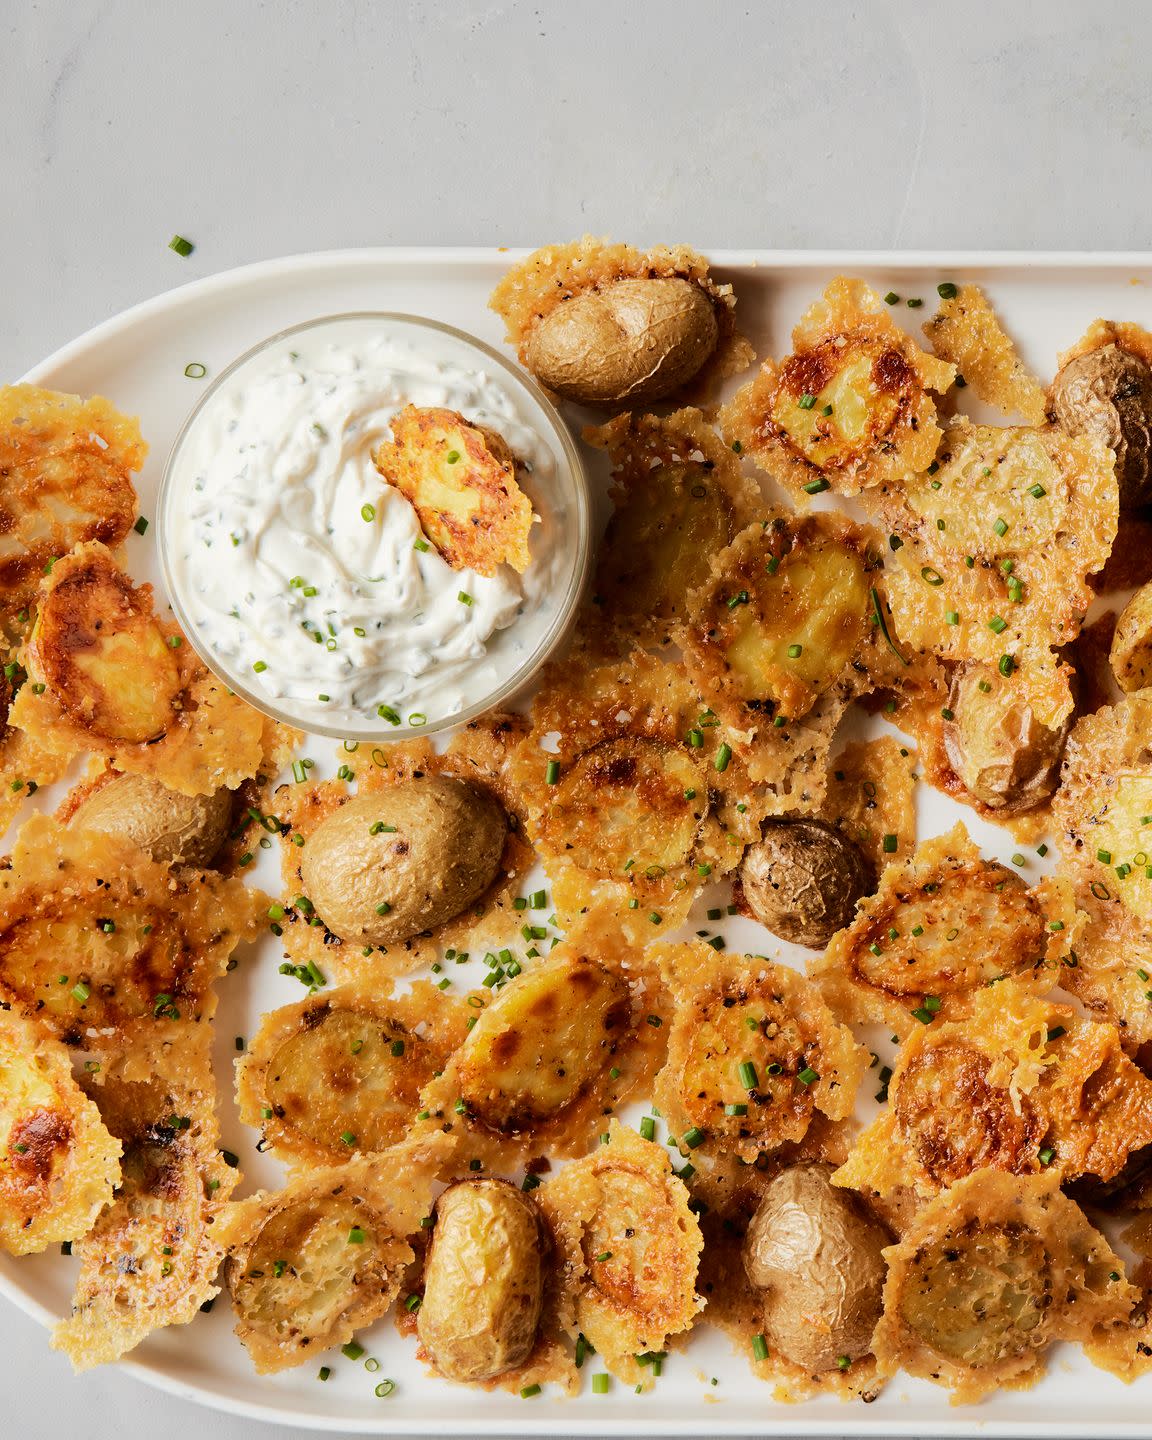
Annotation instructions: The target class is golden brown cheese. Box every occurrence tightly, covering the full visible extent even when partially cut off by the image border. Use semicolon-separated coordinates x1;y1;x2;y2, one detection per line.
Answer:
872;419;1117;725
509;646;759;934
489;235;753;398
721;276;955;499
373;406;534;575
819;736;919;872
536;1120;703;1387
214;1132;452;1373
653;943;868;1164
923;285;1048;424
0;385;144;610
0;812;265;1078
236;978;471;1169
810;823;1076;1032
872;1168;1138;1403
583;407;761;647
52;1042;234;1370
836;981;1152;1199
272;716;532;980
414;928;667;1170
0;1011;120;1255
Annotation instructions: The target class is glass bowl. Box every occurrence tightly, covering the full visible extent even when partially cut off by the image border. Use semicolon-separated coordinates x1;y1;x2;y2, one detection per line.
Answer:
158;312;591;741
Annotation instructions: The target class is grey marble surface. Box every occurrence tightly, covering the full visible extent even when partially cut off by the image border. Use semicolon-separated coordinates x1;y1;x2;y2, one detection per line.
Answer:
2;0;1149;1435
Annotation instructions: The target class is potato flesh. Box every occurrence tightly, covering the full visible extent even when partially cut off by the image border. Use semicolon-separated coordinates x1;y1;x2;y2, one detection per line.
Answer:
266;1011;431;1154
419;1180;544;1382
1110;582;1152;691
943;663;1068;813
769;339;913;469
540;738;703;877
455;956;630;1131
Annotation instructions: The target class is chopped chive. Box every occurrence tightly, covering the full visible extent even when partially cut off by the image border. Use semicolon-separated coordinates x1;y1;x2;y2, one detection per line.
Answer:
797;1066;819;1085
1038;1146;1055;1166
882;834;898;854
520;1384;541;1398
737;1060;759;1091
993;516;1008;537
374;1380;396;1398
640;1116;656;1141
457;591;473;606
168;234;194;256
999;653;1015;677
545;760;560;785
803;478;830;495
796;393;816;410
360;503;376;522
937;281;958;299
751;1334;769;1362
906;297;923;308
884;291;899;305
682;1126;706;1149
714;743;732;772
920;566;944;587
592;1374;610;1394
724;1102;748;1116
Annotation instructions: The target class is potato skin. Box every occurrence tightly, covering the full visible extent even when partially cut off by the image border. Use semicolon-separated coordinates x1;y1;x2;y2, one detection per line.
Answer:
741;818;874;948
418;1178;545;1382
743;1163;889;1372
301;778;506;945
942;663;1069;813
1051;343;1152;508
69;773;231;867
1110;580;1152;692
524;278;718;406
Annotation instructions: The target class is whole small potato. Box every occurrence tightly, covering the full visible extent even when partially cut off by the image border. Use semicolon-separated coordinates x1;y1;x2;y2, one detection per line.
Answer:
1110;580;1152;692
69;772;231;867
942;663;1069;813
1050;343;1152;508
743;1163;890;1373
741;818;874;949
300;777;506;945
524;278;719;406
417;1178;545;1382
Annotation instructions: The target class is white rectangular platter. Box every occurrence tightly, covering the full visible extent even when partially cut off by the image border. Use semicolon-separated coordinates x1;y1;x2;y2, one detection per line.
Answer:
6;249;1152;1437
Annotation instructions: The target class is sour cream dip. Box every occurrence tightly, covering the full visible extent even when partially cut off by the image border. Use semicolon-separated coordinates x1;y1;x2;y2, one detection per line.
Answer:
160;314;589;739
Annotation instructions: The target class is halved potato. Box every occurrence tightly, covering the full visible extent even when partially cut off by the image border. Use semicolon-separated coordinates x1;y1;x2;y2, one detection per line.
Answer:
68;771;232;867
537;1120;703;1387
0;1012;121;1255
29;541;180;743
373;406;533;575
721;276;955;498
1110;581;1152;692
654;943;867;1163
872;1169;1137;1402
0;385;143;608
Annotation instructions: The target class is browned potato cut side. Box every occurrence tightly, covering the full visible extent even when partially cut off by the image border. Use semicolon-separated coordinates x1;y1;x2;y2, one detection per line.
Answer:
373;406;533;575
923;284;1048;424
1110;581;1152;691
29;541;180;743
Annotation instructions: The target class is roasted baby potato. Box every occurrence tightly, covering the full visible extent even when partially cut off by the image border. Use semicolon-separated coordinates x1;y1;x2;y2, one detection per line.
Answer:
29;542;181;744
1110;580;1152;691
299;778;507;946
1051;342;1152;508
0;385;144;609
743;1164;890;1373
68;772;232;867
740;818;875;948
418;1178;546;1382
525;278;718;406
941;662;1070;813
373;406;533;575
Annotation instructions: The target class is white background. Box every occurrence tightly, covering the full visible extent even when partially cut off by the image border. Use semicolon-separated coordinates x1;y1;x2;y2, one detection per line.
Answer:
3;1;1151;1436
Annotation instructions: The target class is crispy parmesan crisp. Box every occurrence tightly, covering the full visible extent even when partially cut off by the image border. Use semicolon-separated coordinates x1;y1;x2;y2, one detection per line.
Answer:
652;943;868;1165
721;276;955;499
810;823;1077;1033
836;981;1152;1199
215;1132;452;1373
273;715;532;979
923;285;1048;424
0;385;144;610
0;1011;121;1255
0;813;265;1078
583;407;761;646
490;235;753;397
872;1168;1137;1403
536;1120;703;1387
52;1042;234;1370
236;978;470;1170
510;646;759;934
820;736;919;871
373;406;534;575
413;927;668;1171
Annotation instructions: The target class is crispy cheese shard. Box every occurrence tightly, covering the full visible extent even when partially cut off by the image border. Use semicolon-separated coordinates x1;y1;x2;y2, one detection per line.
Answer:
923;284;1048;424
809;822;1077;1032
374;405;533;575
721;276;955;499
653;943;868;1164
215;1132;452;1373
0;1012;121;1255
0;385;144;610
872;1168;1138;1403
835;981;1152;1199
536;1119;703;1388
